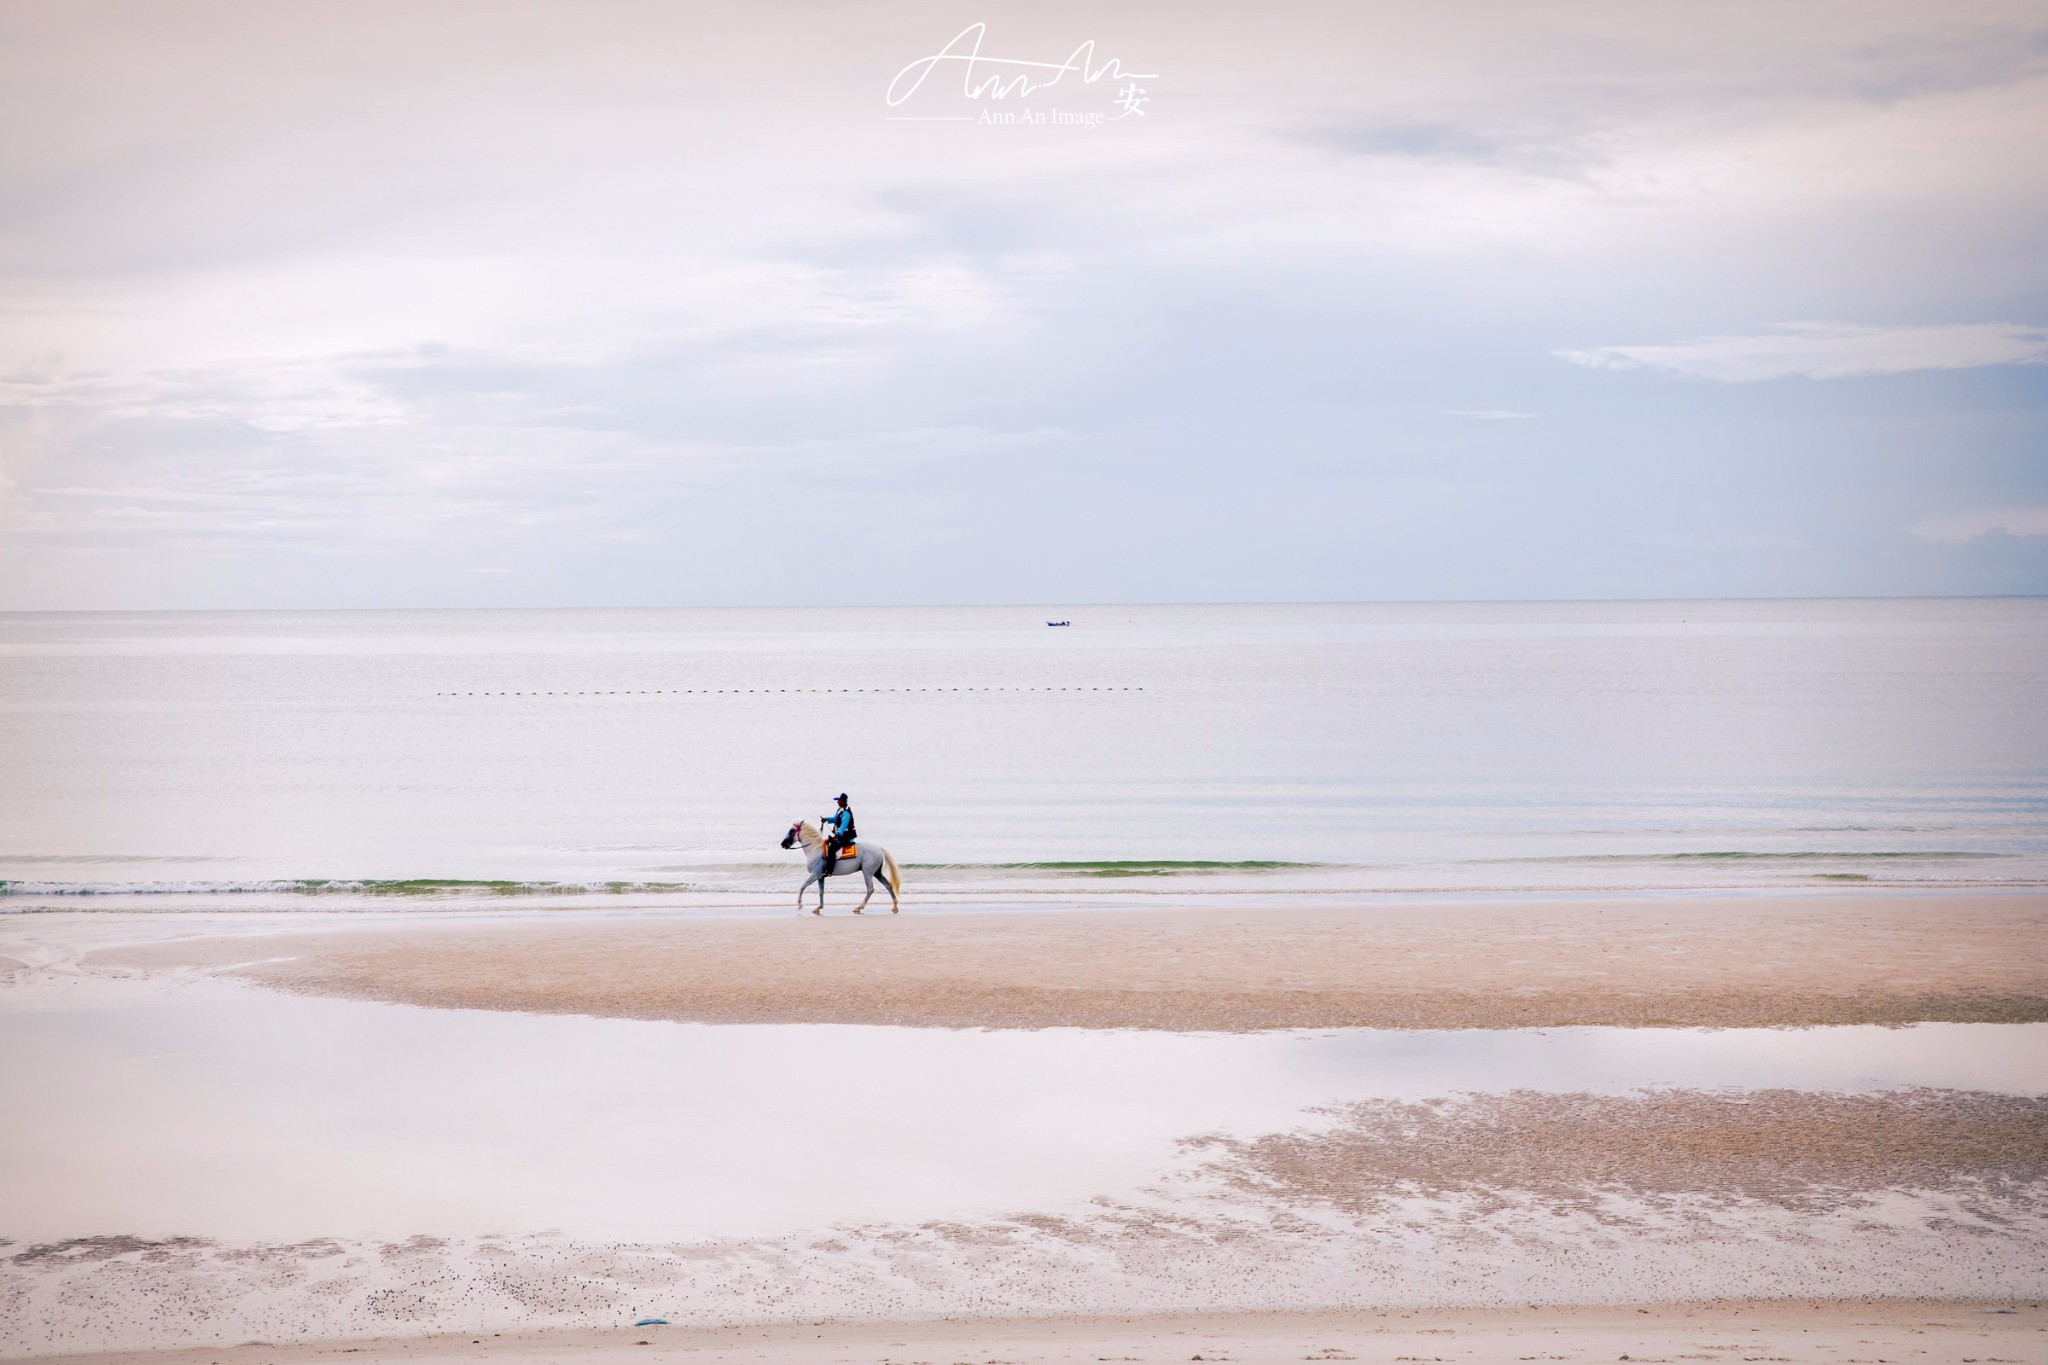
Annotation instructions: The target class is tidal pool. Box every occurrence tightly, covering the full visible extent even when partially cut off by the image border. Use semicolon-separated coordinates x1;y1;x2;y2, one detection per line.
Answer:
1;980;2042;1245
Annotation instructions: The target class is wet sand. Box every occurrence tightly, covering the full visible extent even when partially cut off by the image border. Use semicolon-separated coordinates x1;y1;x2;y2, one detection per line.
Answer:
25;1300;2048;1365
6;1084;2041;1353
1193;1087;2048;1210
12;902;2047;1357
97;893;2048;1030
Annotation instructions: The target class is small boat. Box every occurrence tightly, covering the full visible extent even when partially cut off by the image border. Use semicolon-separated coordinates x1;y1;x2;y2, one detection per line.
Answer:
1046;620;1071;627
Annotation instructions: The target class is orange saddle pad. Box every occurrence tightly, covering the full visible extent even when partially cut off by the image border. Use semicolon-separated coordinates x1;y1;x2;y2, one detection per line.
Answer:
833;843;858;861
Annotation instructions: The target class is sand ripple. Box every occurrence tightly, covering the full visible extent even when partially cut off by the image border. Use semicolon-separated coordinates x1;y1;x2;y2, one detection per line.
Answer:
6;1087;2043;1355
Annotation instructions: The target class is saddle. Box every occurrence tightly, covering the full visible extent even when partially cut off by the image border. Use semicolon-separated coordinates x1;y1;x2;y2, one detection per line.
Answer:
829;843;858;863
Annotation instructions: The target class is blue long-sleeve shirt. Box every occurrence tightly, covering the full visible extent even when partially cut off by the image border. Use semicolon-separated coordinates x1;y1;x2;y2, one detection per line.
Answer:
826;808;854;838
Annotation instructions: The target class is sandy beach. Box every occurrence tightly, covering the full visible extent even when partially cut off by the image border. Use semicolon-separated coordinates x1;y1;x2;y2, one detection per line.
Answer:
5;893;2042;1360
92;893;2048;1031
24;1300;2048;1365
5;1074;2042;1353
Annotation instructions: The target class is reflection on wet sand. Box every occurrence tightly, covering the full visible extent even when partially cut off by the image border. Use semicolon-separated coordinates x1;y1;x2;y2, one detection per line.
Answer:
3;909;2046;1357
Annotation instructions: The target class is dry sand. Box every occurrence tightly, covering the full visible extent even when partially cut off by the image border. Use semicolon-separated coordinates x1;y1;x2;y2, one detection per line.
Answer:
97;893;2048;1030
22;1300;2048;1365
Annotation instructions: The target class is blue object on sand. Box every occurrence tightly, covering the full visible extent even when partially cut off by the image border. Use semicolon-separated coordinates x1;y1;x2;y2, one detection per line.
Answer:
633;1318;668;1327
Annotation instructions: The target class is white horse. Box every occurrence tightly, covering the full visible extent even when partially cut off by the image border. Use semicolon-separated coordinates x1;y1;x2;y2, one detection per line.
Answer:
780;820;902;915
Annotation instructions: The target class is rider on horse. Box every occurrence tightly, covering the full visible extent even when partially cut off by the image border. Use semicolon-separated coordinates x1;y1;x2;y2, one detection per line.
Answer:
823;793;856;867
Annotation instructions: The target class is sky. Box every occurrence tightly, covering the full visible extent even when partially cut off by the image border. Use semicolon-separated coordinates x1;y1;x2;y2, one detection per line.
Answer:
1;0;2045;610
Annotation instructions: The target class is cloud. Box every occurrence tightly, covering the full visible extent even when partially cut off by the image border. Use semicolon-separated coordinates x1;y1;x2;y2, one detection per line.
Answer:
1912;507;2048;542
0;380;1069;562
1296;119;1598;179
5;4;2048;606
0;351;429;431
1556;322;2048;382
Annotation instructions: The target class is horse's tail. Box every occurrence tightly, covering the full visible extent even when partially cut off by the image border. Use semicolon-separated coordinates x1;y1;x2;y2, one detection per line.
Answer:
884;848;903;897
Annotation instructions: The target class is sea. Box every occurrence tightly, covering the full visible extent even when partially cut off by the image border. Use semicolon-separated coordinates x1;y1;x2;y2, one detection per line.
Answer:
2;597;2044;907
5;598;2048;1341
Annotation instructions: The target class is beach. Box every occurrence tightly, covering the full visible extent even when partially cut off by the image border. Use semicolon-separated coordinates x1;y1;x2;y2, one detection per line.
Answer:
5;603;2046;1359
6;892;2048;1359
26;1300;2048;1365
90;893;2048;1031
10;0;2048;1349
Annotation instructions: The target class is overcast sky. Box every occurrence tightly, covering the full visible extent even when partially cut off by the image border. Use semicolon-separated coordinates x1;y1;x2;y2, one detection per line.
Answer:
2;0;2045;609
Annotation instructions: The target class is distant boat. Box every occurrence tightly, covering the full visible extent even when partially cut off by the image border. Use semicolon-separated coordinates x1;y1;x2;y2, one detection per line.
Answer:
1046;620;1071;627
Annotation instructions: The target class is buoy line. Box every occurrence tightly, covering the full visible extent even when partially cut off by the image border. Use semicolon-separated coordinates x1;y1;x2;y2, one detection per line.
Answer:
433;686;1147;696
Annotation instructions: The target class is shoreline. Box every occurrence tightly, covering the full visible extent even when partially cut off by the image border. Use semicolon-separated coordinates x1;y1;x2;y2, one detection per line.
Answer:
9;881;2045;930
7;899;2045;1358
80;891;2048;1031
16;1299;2045;1365
9;879;2047;905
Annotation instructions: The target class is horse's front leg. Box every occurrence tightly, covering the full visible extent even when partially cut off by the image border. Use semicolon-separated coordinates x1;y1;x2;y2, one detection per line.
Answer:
799;867;823;914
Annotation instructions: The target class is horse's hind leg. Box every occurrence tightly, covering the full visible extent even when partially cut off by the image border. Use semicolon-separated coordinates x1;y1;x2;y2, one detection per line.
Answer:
854;869;873;913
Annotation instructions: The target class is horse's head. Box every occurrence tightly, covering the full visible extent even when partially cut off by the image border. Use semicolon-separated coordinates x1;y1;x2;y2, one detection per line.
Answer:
780;821;800;850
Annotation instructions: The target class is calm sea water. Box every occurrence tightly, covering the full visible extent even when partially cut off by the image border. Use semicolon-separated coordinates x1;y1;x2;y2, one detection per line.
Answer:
2;599;2044;903
5;982;2041;1241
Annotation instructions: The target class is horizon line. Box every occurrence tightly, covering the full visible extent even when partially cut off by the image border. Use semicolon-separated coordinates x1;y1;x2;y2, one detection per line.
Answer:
1;592;2043;617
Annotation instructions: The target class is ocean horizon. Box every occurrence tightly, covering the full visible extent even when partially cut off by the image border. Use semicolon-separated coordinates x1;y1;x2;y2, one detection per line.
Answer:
5;596;2043;907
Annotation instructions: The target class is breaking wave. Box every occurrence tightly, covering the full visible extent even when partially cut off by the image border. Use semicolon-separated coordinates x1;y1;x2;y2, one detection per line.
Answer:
1;849;2030;902
0;878;702;898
